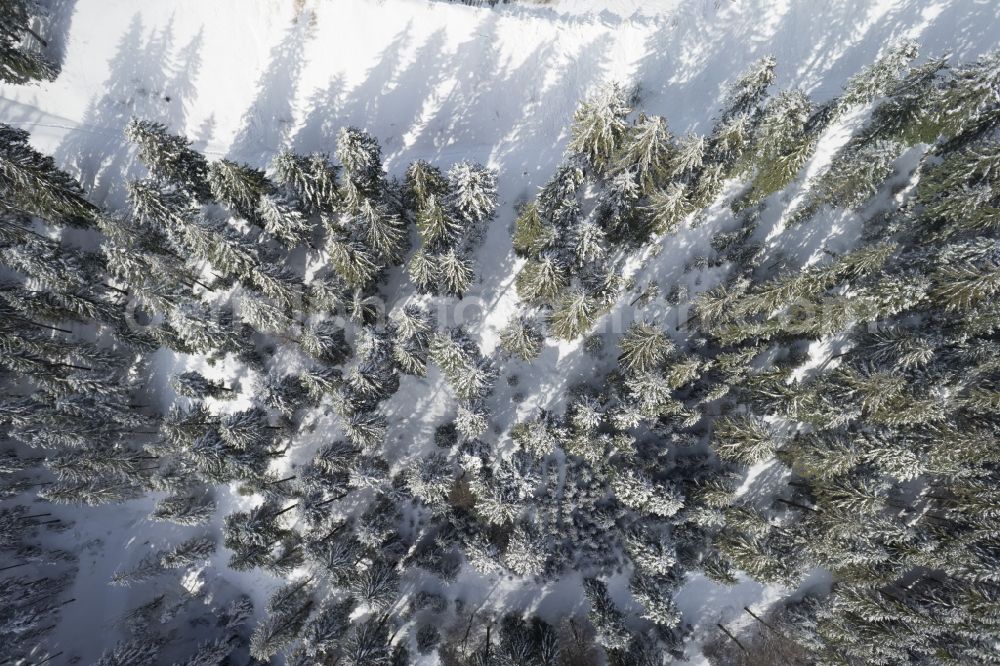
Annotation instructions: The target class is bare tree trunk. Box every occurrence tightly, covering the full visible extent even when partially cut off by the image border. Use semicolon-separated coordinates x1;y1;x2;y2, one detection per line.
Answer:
743;606;779;633
0;561;30;572
272;503;299;517
718;623;749;654
19;23;48;47
35;652;64;666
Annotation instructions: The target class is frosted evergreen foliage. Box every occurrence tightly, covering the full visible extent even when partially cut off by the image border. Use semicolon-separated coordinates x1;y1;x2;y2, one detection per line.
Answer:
448;160;498;232
568;82;631;174
3;43;1000;666
0;1;56;84
0;124;96;224
126;119;211;199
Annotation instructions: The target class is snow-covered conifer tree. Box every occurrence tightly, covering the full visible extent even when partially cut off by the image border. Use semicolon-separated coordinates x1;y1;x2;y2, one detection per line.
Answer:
718;55;776;125
447;160;498;240
171;371;235;400
250;581;314;659
616;113;674;194
502;524;547;576
429;328;497;401
0;124;96;224
258;191;312;248
208;158;270;221
712;415;776;466
838;40;918;111
340;618;393;666
272;149;341;213
93;639;159;666
630;571;681;628
337;126;384;208
126;119;211;199
455;401;489;439
355;197;407;263
415;193;459;250
515;252;568;304
498;315;544;361
299;319;350;365
568;83;631;175
406;159;448;209
645;182;691;235
618;321;672;373
583;578;631;651
299;597;355;657
326;229;380;288
437;246;475;297
0;1;56;84
150;493;215;526
548;288;597;340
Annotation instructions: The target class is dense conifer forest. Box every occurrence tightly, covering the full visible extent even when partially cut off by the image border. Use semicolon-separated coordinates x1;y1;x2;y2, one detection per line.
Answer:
2;0;1000;663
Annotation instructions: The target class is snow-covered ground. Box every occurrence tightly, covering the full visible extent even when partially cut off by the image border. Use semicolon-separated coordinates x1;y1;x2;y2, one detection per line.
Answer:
4;0;1000;663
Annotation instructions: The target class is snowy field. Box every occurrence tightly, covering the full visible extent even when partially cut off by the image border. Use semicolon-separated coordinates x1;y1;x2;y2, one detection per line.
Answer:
3;0;1000;663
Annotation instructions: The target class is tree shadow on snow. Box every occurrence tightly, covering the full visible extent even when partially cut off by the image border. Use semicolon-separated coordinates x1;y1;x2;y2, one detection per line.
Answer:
39;0;79;71
280;12;618;468
52;14;205;208
226;11;314;167
633;0;1000;134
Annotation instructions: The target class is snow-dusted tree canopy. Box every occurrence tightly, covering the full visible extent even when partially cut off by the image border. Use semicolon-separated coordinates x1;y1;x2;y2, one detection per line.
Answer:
2;0;1000;664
